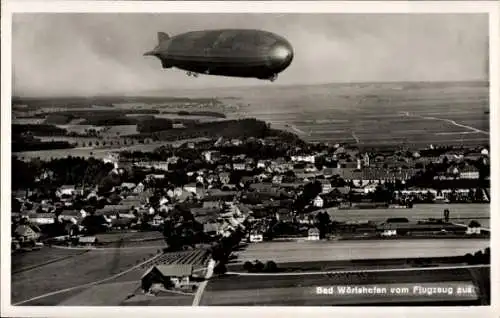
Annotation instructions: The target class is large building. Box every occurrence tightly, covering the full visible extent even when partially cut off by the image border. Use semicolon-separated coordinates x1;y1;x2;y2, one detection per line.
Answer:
141;264;194;292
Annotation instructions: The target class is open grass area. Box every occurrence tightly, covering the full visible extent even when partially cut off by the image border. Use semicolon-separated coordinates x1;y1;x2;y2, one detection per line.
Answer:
12;248;88;274
57;281;140;306
232;81;488;148
322;203;490;227
14;137;209;161
95;231;164;244
233;239;490;264
122;293;195;306
11;247;160;304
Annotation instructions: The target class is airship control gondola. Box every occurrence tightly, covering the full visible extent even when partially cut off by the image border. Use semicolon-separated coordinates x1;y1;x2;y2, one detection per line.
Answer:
144;29;294;81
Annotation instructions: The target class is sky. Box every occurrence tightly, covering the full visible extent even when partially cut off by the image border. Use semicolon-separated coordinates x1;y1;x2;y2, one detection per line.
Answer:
12;13;489;97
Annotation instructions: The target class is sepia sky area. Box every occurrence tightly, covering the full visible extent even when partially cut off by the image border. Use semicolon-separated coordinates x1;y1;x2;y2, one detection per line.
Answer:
12;13;489;97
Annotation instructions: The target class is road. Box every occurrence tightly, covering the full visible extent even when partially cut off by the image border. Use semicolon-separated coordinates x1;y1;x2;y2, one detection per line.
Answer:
401;112;488;135
51;245;166;251
192;259;215;306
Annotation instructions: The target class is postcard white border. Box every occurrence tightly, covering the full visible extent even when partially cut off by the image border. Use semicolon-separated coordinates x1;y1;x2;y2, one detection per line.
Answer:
1;1;499;317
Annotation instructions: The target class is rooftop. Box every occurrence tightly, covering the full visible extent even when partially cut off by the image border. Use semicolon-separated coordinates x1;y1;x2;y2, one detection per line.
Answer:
142;264;193;279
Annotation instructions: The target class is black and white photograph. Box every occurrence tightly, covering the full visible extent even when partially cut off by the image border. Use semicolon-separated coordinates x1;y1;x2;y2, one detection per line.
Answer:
1;1;498;316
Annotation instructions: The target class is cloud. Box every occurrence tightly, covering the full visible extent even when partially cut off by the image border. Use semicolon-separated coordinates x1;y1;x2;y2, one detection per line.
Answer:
12;13;488;96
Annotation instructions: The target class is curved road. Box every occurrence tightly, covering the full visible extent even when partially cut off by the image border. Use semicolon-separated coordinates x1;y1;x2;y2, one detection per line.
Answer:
401;112;488;135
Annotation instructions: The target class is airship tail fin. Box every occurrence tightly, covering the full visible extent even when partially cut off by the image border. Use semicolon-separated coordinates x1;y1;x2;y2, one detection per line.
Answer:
158;32;170;44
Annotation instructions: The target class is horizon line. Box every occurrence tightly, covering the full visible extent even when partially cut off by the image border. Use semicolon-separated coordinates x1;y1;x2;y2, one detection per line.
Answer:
13;79;489;99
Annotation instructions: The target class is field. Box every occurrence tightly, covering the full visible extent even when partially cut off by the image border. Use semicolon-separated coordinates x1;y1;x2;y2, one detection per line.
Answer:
227;82;489;148
12;248;88;274
323;203;490;228
11;247;161;304
13;248;210;305
14;137;210;161
121;293;195;306
95;231;164;244
13;82;489;156
57;281;141;306
232;239;490;264
201;267;486;305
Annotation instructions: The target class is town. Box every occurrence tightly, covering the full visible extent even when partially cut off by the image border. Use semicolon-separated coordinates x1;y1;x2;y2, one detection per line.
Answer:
12;135;490;246
11;131;491;303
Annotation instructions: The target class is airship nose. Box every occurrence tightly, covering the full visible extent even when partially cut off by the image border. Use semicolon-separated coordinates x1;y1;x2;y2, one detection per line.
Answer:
267;40;294;71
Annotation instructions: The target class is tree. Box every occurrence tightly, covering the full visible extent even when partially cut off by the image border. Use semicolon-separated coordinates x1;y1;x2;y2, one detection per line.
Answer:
474;188;484;202
469;220;481;228
443;209;450;223
254;260;265;272
316;211;331;239
214;263;227;275
265;261;278;273
243;261;254;272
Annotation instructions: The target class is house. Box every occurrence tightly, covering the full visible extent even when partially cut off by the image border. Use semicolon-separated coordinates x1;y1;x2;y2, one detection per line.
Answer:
363;183;378;194
322;168;339;178
96;205;132;216
466;227;481;235
141;264;194;292
319;179;332;194
135;161;169;171
307;227;320;240
380;229;397;237
203;222;219;236
231;139;242;146
112;218;133;230
249;231;264;243
29;213;55;225
202;150;221;163
272;175;283;184
151;215;164;227
57;185;76;197
78;236;98;247
313;195;324;208
121;182;136;190
146;174;165;181
249;183;278;194
183;183;197;194
257;160;267;169
233;163;246;171
219;172;230;184
459;166;480;180
134;183;145;193
14;225;40;242
203;200;221;209
291;155;315;163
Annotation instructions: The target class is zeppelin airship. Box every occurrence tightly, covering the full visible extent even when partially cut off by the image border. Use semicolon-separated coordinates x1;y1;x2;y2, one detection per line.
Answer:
144;29;294;82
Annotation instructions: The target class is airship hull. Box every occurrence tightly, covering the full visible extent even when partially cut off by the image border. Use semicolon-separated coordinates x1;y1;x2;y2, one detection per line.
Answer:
145;29;294;81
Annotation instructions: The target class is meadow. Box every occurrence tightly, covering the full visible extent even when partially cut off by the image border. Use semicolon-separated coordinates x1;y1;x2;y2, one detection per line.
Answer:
11;247;161;304
233;239;490;264
12;248;88;274
323;203;490;228
228;81;489;149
